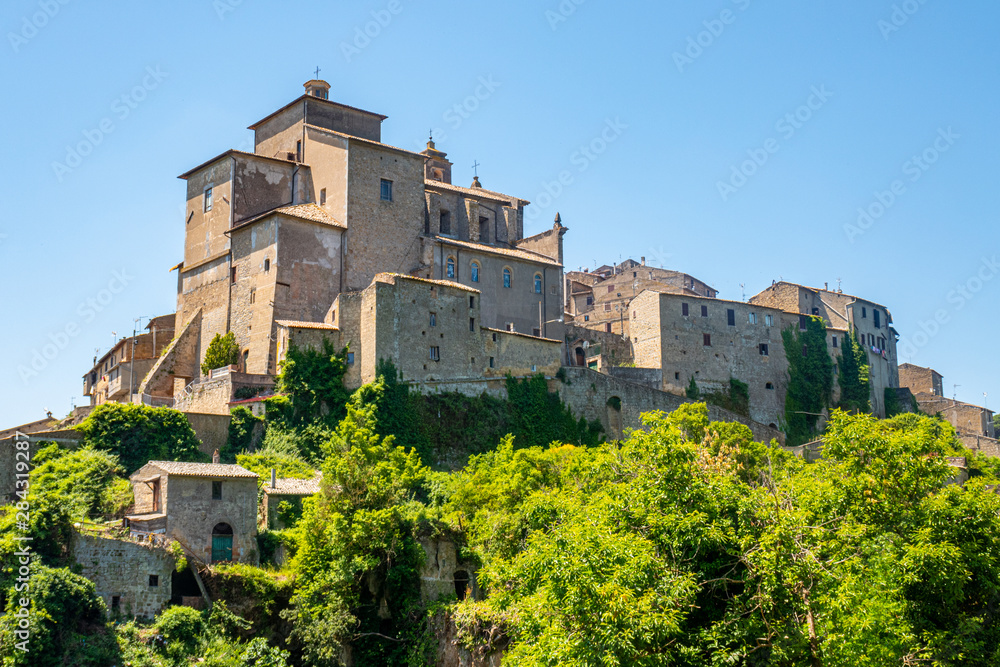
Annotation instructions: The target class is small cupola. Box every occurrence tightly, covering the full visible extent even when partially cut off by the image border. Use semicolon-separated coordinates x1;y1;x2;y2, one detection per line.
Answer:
304;79;330;100
420;134;453;184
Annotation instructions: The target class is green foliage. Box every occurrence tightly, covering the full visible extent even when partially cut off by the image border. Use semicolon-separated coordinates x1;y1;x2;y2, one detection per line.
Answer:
838;330;871;413
225;406;265;460
702;376;750;417
0;565;115;667
29;445;122;521
885;386;904;417
201;332;240;375
76;403;203;474
154;605;204;656
206;564;293;641
257;530;297;568
274;339;350;428
782;317;835;445
286;388;433;666
686;375;700;399
505;374;604;449
236;451;315;484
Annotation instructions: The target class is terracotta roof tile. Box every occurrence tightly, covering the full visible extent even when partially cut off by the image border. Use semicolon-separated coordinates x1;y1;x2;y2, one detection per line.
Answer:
262;474;323;496
424;179;528;205
275;320;339;330
430;236;561;267
373;272;481;294
137;462;258;479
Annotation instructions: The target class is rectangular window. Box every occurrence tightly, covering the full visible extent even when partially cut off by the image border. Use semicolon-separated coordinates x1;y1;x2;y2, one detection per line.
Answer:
347;352;355;365
489;357;495;368
682;303;689;316
583;315;589;321
249;288;256;305
430;312;436;327
231;267;237;283
832;336;838;348
470;296;475;308
111;596;121;611
439;210;451;234
607;285;615;293
862;307;867;318
212;481;222;500
533;328;541;337
703;333;712;347
204;186;213;212
149;575;159;587
748;312;757;325
320;188;327;205
605;323;612;333
803;344;809;358
585;296;593;306
874;309;881;329
380;179;393;201
799;315;808;331
429;346;440;361
759;343;769;356
674;372;681;380
765;314;773;327
470;318;476;332
296;140;302;162
604;303;612;312
812;307;820;316
727;309;736;326
701;305;708;317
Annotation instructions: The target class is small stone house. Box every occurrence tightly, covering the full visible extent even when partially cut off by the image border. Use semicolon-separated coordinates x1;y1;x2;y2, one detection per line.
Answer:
261;471;322;529
127;461;259;565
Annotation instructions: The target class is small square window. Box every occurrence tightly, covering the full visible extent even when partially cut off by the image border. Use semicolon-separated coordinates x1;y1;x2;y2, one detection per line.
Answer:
759;343;769;356
149;575;159;587
380;179;393;201
212;481;222;500
532;328;541;337
765;314;774;327
583;315;589;322
675;372;681;380
204;187;213;212
748;312;757;325
604;304;612;312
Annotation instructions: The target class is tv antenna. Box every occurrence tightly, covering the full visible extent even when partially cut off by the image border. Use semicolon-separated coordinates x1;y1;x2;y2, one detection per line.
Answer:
740;283;746;302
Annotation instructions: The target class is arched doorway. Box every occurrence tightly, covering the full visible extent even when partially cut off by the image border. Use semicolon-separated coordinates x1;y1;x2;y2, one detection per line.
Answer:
211;523;233;563
575;347;586;366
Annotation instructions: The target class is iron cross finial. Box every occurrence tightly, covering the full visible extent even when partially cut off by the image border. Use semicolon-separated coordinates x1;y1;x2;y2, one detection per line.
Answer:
314;66;321;79
472;160;481;177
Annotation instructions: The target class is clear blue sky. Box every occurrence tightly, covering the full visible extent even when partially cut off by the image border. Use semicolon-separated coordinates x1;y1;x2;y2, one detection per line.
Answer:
1;0;997;426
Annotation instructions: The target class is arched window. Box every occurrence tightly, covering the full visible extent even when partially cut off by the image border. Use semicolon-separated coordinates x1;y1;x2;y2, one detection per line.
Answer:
211;523;234;563
446;257;456;279
263;258;270;273
470;261;480;283
502;267;511;289
533;273;543;294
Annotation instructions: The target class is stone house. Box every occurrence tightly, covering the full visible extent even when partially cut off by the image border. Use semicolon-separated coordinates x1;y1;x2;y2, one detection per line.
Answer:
72;532;175;619
82;314;175;405
630;289;791;429
565;258;717;337
126;461;259;565
899;363;945;397
261;471;322;530
750;282;900;417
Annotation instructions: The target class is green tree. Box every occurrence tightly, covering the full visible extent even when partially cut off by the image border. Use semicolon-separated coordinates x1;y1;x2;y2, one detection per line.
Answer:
202;332;241;375
273;339;350;428
76;402;203;474
686;375;701;399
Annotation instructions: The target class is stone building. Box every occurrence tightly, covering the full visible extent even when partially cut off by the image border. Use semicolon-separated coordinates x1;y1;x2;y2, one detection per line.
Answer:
276;272;562;390
72;532;175;618
630;290;790;428
142;79;565;404
261;472;322;530
82;314;175;405
565;258;717;337
749;282;900;417
899;363;945;397
126;461;259;565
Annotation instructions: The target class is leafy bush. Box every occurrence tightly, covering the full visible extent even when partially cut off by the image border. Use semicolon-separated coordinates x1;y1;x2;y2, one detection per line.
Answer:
154;605;204;655
201;332;240;375
76;403;204;474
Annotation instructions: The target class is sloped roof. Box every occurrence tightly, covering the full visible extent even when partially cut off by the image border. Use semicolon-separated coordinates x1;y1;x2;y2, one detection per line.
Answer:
431;236;561;267
425;179;528;205
262;474;323;496
233;203;346;232
137;462;258;479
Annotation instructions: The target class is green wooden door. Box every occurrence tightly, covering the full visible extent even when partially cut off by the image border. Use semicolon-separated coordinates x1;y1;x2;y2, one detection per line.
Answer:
211;534;232;562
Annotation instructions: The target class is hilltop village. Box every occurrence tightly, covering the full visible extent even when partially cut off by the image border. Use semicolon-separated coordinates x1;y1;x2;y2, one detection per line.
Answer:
4;80;997;666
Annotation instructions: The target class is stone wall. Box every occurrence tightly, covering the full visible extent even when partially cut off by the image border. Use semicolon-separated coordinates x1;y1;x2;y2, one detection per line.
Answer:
184;413;233;458
607;367;663;389
961;434;1000;458
161;474;259;565
140;309;202;401
72;533;175;618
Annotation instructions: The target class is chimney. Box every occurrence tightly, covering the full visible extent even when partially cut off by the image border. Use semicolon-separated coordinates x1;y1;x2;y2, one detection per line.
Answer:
270;468;277;489
824;282;829;291
641;257;646;266
212;449;220;464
